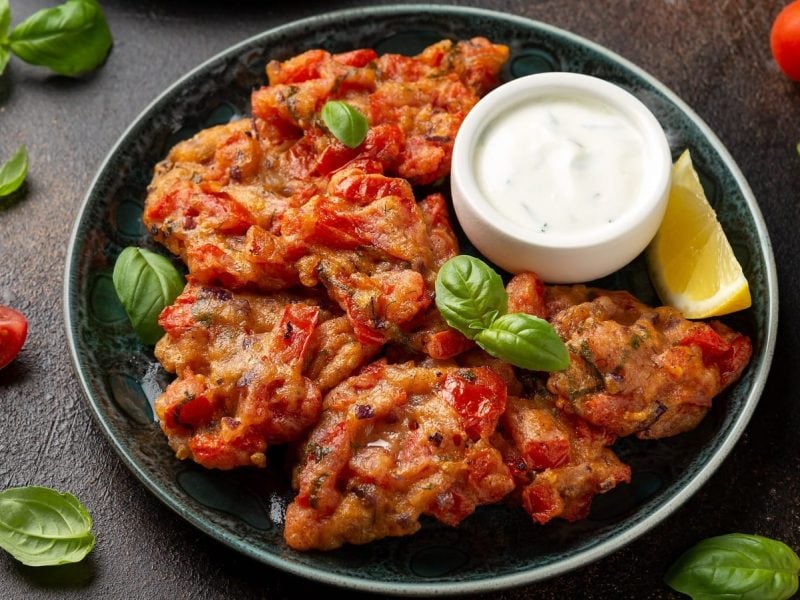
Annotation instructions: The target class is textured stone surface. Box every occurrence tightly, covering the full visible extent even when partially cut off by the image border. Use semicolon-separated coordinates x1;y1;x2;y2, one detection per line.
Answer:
0;1;797;598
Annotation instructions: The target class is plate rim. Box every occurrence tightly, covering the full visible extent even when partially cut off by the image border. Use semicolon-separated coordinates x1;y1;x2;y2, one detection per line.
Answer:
63;4;779;595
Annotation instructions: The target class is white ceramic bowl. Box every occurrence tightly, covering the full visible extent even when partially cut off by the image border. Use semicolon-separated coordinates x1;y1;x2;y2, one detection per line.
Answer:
451;72;672;283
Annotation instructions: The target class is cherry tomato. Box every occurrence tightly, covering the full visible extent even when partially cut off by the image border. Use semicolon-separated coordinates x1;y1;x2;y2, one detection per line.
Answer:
0;305;28;369
771;1;800;81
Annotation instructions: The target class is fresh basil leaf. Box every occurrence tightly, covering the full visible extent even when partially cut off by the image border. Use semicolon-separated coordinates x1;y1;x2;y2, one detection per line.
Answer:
0;0;11;75
0;486;95;567
112;246;184;345
665;533;800;600
435;255;507;339
0;145;28;197
321;100;369;148
0;0;10;40
475;312;569;372
8;0;112;77
0;0;9;37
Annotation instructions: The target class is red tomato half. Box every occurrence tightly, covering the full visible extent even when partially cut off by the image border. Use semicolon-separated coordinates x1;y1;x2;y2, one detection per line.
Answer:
0;305;28;369
771;1;800;81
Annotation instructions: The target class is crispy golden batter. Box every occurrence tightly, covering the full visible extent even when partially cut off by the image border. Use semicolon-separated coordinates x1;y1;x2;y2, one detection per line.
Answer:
253;39;509;183
494;387;630;524
143;38;508;286
146;38;509;475
154;281;377;469
284;360;514;550
507;274;753;439
282;167;454;347
143;38;507;351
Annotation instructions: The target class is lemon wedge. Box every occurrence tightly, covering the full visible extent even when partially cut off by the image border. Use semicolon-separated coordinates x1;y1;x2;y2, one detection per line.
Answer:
646;149;751;319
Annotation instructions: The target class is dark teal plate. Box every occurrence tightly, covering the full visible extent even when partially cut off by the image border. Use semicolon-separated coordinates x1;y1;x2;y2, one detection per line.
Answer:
64;5;777;595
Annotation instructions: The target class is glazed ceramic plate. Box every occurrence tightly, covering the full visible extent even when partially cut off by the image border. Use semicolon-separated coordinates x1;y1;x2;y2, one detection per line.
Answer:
64;5;777;596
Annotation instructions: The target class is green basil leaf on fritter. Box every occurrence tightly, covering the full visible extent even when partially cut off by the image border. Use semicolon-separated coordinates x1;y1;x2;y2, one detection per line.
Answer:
665;533;800;600
8;0;111;77
112;246;184;345
0;145;28;197
475;312;569;372
0;486;95;567
435;255;508;339
321;100;369;148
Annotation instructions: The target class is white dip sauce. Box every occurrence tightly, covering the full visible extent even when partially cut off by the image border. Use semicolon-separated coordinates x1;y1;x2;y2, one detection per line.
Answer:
474;94;646;236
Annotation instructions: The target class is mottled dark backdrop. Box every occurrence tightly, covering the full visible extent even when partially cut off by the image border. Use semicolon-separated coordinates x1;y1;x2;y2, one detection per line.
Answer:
1;1;798;598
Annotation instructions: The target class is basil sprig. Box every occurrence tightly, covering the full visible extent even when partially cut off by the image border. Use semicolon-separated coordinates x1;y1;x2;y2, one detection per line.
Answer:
112;247;184;345
435;255;506;336
665;533;800;600
475;313;572;372
435;255;569;372
321;100;369;148
0;486;95;567
0;0;11;74
0;145;27;197
1;0;112;77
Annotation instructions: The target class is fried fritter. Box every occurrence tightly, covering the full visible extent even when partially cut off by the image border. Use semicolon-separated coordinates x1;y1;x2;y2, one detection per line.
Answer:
143;38;506;360
153;281;378;469
460;341;630;524
494;387;630;524
506;273;753;439
284;360;514;550
252;38;509;184
145;38;509;472
143;38;507;291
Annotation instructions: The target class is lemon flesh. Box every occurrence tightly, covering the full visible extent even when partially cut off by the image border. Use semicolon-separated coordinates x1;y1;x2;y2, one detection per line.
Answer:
646;150;751;319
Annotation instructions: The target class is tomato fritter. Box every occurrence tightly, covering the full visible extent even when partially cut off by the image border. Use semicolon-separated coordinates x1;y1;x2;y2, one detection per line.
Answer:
143;123;413;290
494;388;631;524
507;274;752;439
144;37;507;289
460;345;630;525
148;159;467;353
253;38;509;184
286;167;464;348
153;281;378;469
284;360;514;550
143;38;506;359
144;38;507;473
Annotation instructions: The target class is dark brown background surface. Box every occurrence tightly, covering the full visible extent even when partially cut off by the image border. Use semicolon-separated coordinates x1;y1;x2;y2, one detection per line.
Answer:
1;1;798;598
